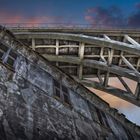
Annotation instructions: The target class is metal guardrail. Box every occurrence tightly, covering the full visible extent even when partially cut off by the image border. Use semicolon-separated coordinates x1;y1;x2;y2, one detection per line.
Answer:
1;23;140;30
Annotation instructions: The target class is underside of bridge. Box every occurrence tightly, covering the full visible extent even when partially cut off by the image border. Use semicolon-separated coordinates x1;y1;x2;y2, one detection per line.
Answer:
9;27;140;107
0;26;139;139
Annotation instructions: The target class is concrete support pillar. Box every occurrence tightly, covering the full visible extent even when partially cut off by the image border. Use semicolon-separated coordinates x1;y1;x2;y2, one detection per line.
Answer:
107;48;114;66
103;48;113;87
119;51;123;66
32;38;35;50
56;40;59;55
135;82;140;100
56;40;59;66
136;58;140;70
78;42;85;80
79;65;83;80
100;47;107;63
103;72;110;87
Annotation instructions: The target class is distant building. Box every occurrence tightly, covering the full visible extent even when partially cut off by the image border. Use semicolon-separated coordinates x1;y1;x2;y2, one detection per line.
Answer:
0;26;139;140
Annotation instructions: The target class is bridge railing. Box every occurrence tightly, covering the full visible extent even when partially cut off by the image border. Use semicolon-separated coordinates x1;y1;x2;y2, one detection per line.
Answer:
1;23;140;30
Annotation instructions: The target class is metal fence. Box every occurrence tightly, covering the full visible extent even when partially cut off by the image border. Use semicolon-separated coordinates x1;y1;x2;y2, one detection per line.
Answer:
1;23;140;30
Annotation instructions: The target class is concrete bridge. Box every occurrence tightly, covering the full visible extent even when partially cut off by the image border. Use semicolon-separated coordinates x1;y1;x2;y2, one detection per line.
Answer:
7;27;140;107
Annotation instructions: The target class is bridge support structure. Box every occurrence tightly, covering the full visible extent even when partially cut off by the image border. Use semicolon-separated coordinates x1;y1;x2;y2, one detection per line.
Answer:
11;30;140;107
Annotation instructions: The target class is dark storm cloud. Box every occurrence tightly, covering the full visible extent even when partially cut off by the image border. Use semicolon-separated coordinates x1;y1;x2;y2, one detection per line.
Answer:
85;5;140;28
128;11;140;27
127;3;140;27
135;3;140;9
85;6;125;28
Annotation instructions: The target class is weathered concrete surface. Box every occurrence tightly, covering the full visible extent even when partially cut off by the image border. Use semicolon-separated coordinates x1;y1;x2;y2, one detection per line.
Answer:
14;32;140;55
0;26;139;140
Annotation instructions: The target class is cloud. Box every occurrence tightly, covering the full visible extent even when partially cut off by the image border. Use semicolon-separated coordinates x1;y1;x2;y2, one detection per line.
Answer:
135;3;140;9
85;5;140;28
127;4;140;28
0;11;68;27
85;6;125;28
0;10;78;27
128;11;140;27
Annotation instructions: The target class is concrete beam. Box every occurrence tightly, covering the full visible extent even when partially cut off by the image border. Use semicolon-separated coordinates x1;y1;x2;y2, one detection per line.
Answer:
121;55;138;73
103;34;111;40
15;32;140;56
42;55;140;81
81;79;140;107
124;35;140;46
117;76;133;94
35;44;79;49
35;45;56;48
11;28;140;38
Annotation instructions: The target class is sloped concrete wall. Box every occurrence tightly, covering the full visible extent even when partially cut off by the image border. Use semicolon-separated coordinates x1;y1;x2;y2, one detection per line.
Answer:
0;46;138;140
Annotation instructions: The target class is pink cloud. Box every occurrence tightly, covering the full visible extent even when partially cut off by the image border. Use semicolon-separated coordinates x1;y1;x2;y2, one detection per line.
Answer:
85;15;94;22
87;7;97;13
0;11;70;27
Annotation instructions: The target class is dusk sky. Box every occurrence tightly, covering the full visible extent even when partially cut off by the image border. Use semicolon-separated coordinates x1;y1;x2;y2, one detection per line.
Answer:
0;0;140;27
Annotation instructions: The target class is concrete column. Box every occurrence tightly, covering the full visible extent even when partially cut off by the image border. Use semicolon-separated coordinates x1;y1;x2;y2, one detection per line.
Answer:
119;51;123;66
78;42;85;59
32;38;35;50
135;82;140;100
78;42;85;80
136;58;140;70
56;40;59;55
56;40;59;66
103;48;113;87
